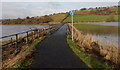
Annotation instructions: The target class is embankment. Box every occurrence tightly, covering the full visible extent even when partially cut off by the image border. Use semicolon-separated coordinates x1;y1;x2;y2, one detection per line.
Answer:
68;24;120;68
2;23;64;69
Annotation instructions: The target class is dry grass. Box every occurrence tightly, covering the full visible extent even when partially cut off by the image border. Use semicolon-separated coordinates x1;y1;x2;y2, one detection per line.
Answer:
68;24;120;67
49;13;68;22
2;29;48;68
2;36;46;68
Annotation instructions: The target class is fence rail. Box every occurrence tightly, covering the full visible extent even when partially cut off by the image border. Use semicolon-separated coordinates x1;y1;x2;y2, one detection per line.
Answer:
1;23;64;48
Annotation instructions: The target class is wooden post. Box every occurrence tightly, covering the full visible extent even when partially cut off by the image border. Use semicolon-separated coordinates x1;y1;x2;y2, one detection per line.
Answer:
32;30;35;40
11;37;12;45
38;30;40;37
37;30;39;38
15;34;18;48
26;32;28;44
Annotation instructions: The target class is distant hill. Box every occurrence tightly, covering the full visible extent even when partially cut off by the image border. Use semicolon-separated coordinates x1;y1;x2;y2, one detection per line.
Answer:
2;13;69;25
64;6;120;23
2;6;120;25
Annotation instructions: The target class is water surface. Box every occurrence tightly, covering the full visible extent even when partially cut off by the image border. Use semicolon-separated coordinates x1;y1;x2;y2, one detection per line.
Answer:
74;22;119;47
0;25;49;41
74;22;119;26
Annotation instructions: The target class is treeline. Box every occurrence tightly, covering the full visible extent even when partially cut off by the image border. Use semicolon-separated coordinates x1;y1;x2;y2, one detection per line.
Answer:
2;15;53;25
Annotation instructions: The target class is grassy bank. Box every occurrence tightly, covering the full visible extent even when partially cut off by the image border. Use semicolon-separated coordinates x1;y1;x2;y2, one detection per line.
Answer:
49;13;68;22
73;24;118;35
10;36;46;68
67;35;112;69
64;15;119;23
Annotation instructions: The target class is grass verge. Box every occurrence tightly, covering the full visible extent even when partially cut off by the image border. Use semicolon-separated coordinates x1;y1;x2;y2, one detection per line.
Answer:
67;35;112;70
10;36;46;68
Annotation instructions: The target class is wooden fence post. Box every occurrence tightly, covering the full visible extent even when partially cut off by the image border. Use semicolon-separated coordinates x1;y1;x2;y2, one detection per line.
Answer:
33;30;35;40
26;32;28;44
11;37;12;45
15;34;18;48
38;29;40;37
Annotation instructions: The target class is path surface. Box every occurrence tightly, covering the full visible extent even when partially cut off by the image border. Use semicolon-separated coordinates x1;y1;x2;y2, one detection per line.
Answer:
30;24;88;68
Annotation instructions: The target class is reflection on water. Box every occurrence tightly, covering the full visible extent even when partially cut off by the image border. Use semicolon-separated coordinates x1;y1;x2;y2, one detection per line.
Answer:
1;25;49;37
74;22;119;26
74;22;119;47
91;34;119;47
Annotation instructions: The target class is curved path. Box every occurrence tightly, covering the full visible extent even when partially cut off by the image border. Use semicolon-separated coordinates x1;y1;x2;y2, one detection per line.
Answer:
30;24;89;68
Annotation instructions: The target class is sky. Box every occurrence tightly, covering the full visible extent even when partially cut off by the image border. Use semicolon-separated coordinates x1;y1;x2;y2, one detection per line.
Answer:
1;0;120;2
1;0;120;19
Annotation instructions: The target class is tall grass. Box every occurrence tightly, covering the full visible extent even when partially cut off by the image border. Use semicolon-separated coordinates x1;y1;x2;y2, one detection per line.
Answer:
67;35;112;69
68;24;120;68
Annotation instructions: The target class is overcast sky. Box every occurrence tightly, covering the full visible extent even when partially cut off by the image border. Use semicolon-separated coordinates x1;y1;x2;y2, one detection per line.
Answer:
1;0;119;19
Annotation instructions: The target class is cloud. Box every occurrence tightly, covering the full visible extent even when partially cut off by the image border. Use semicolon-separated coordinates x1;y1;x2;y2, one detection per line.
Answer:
2;3;68;19
0;3;2;19
1;0;120;2
2;2;118;19
48;2;61;9
2;4;32;19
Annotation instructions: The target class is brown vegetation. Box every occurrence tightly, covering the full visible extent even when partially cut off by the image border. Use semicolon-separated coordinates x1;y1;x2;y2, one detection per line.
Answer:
2;23;63;68
2;29;48;68
68;24;120;67
2;15;53;25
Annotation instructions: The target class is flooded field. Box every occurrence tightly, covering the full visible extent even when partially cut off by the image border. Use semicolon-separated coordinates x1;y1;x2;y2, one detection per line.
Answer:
92;34;118;47
0;25;49;41
73;22;119;47
74;22;119;26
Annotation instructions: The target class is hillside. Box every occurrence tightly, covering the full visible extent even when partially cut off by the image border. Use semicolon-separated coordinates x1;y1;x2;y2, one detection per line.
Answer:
64;6;120;23
2;6;120;25
2;13;68;25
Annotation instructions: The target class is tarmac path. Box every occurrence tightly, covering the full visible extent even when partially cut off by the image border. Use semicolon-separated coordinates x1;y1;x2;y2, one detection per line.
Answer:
30;24;89;68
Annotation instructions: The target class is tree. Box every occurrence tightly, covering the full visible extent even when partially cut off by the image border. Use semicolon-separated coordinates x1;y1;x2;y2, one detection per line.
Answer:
26;16;30;19
81;8;87;11
17;17;21;19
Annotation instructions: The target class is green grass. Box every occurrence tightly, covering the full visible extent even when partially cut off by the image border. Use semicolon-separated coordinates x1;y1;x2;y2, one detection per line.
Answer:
64;15;118;22
73;24;118;35
10;59;33;68
109;7;119;11
67;35;112;70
